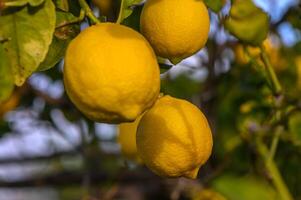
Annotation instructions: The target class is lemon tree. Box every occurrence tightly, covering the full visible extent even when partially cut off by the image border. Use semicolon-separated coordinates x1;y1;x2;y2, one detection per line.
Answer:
0;1;301;200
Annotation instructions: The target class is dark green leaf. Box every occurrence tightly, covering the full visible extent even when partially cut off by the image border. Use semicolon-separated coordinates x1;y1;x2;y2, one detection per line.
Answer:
117;0;143;23
204;0;225;13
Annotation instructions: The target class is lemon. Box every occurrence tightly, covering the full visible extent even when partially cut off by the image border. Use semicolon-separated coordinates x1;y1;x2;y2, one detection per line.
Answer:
64;23;160;123
136;95;213;179
92;0;111;16
140;0;210;62
118;115;142;162
0;91;20;118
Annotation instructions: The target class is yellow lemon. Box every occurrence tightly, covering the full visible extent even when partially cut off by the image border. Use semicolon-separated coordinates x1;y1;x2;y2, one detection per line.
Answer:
64;23;160;123
92;0;112;16
0;91;20;118
136;95;213;179
140;0;210;62
234;44;260;65
118;115;142;162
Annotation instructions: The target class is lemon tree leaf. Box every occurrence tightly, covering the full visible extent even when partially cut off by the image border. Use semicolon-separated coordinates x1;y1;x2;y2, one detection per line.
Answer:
54;0;69;11
38;11;80;71
3;0;45;7
212;175;279;200
0;0;56;86
204;0;225;13
0;43;14;102
288;112;301;142
117;0;143;23
224;0;269;46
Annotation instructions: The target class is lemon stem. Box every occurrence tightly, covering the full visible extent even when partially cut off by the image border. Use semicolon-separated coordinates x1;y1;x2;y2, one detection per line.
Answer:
260;45;282;96
78;0;101;24
116;0;125;24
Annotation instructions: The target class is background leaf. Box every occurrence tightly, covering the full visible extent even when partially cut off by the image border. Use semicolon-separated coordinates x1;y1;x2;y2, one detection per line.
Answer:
212;175;279;200
225;0;269;46
0;0;56;86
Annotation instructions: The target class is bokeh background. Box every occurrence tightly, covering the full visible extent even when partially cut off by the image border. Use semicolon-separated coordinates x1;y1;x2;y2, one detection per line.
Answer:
0;0;301;199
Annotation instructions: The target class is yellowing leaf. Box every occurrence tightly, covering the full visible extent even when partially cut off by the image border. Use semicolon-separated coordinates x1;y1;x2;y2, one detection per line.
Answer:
0;0;56;85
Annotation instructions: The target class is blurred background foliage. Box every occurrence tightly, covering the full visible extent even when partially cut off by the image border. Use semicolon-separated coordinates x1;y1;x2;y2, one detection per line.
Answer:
0;0;301;199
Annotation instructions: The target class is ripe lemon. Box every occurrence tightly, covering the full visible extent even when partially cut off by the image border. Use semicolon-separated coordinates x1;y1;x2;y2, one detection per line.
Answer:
140;0;210;62
118;115;142;162
136;95;213;179
64;23;160;123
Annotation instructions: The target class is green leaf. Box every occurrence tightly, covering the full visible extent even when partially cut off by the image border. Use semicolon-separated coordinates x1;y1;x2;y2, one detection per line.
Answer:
121;4;142;31
117;0;143;23
204;0;225;13
212;174;279;200
3;0;45;7
0;43;14;102
0;0;56;86
288;112;301;142
55;0;69;12
38;11;80;71
224;0;269;46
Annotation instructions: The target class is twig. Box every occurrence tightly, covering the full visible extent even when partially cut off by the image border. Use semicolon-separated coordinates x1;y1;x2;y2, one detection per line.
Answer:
78;0;100;24
256;139;293;200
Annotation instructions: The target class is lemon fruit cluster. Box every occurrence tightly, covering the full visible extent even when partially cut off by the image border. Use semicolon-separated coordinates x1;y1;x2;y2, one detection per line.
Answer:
140;0;210;63
64;23;160;123
64;0;212;179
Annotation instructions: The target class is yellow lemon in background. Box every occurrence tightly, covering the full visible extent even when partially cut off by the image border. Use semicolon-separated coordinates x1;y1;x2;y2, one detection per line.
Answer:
234;38;286;71
92;0;112;16
140;0;210;62
136;95;213;179
118;116;142;162
0;91;20;118
64;23;160;124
